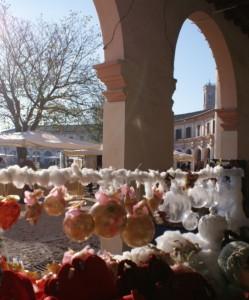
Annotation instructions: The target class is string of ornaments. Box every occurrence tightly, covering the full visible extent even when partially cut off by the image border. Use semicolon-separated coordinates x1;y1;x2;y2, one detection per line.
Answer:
0;164;245;248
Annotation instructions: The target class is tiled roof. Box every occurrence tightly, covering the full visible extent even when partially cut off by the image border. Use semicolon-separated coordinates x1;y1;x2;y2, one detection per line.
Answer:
174;109;214;121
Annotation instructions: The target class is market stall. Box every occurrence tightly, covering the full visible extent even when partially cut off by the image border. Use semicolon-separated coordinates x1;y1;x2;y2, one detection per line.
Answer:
0;164;249;299
0;131;100;150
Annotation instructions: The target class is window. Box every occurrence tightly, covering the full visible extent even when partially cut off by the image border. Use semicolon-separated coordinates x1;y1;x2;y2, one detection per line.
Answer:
175;129;182;140
197;125;201;136
213;120;215;133
206;122;210;135
185;127;192;138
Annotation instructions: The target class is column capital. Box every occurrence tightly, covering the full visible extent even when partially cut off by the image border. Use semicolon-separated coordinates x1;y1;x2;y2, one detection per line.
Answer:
216;108;238;131
94;60;126;102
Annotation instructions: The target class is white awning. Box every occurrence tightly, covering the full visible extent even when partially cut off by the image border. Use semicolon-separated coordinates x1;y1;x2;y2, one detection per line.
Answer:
0;131;101;151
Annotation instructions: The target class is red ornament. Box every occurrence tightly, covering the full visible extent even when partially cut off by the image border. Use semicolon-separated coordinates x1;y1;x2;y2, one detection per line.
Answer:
0;196;21;230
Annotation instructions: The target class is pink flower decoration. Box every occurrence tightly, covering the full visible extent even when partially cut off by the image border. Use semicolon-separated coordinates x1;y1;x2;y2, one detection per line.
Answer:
24;191;37;206
95;190;110;204
65;208;81;219
62;249;75;265
132;201;149;217
121;184;136;199
49;186;67;199
153;189;163;199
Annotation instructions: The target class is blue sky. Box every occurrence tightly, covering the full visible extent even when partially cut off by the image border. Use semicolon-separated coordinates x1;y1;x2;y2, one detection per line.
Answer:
6;0;216;116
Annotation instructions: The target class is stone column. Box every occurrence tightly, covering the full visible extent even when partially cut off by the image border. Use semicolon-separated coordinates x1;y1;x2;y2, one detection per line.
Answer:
95;61;126;169
94;0;176;253
215;108;238;160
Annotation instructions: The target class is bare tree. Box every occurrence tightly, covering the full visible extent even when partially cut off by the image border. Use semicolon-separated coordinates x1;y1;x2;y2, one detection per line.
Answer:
0;3;104;158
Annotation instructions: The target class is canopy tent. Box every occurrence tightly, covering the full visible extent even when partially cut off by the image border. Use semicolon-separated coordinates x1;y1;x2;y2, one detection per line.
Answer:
173;150;193;162
0;131;101;151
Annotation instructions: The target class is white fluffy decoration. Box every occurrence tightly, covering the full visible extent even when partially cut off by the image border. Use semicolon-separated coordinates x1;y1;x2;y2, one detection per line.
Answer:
160;181;191;223
156;230;192;253
0;164;243;189
188;181;208;208
114;246;160;265
198;213;228;248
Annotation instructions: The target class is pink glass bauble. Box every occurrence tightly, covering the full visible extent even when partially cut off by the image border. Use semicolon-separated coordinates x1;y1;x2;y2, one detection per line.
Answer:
121;215;155;248
90;200;127;238
63;208;95;242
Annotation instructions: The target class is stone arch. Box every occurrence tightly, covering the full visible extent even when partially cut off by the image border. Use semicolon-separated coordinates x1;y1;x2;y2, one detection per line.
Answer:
194;147;202;171
194;147;202;161
94;0;243;169
204;147;211;164
189;11;238;160
174;10;238;159
93;0;124;62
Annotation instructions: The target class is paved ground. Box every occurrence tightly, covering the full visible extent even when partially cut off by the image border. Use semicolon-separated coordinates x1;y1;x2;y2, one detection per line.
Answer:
2;205;100;270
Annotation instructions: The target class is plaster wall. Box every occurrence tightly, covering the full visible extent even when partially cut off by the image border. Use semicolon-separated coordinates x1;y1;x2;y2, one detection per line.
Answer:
102;101;125;168
114;0;175;171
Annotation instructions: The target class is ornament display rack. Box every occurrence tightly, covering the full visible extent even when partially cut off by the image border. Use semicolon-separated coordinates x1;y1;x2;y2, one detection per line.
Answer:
0;163;244;189
1;163;249;300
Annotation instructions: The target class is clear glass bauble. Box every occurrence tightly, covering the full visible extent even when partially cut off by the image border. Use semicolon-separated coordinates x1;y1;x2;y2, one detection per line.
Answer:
182;211;199;231
162;190;191;223
188;183;208;208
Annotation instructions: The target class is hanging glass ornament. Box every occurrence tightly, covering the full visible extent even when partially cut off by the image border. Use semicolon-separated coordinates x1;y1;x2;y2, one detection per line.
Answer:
218;241;249;290
198;211;227;245
205;179;219;208
0;196;21;230
63;208;95;242
161;181;191;223
90;199;127;239
121;214;155;248
25;202;43;225
121;200;155;248
43;186;67;216
24;189;43;225
188;182;208;208
121;184;138;215
146;187;164;213
182;211;199;231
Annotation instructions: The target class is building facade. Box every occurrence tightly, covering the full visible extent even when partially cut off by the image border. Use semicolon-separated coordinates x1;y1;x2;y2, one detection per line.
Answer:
174;83;215;170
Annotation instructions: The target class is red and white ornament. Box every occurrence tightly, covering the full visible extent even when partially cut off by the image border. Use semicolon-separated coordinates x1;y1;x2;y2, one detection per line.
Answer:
90;190;127;238
43;186;67;216
121;200;155;248
63;208;95;242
